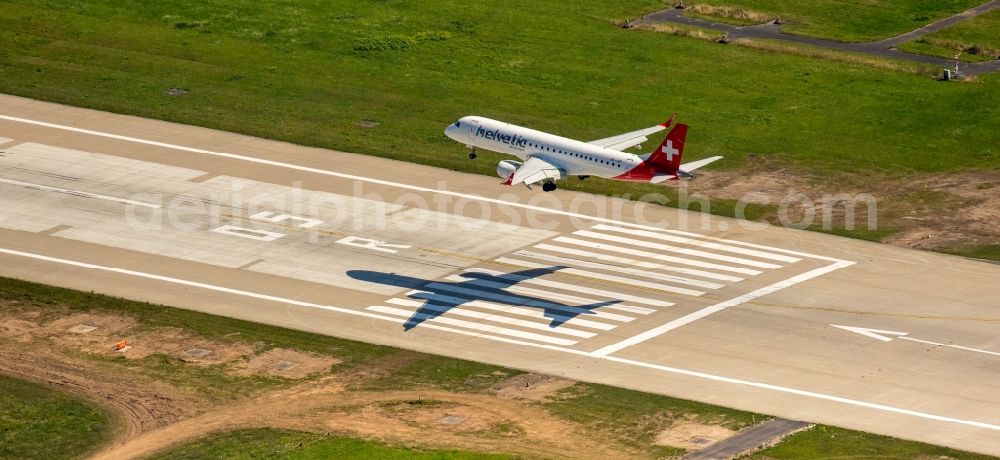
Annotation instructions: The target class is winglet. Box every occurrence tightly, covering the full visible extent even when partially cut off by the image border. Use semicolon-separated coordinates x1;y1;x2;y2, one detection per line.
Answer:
659;113;678;128
502;173;514;186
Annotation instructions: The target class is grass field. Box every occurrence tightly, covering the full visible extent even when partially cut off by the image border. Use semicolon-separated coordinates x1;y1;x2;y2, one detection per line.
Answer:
681;0;984;41
149;428;515;459
900;9;1000;62
0;0;997;180
0;374;111;460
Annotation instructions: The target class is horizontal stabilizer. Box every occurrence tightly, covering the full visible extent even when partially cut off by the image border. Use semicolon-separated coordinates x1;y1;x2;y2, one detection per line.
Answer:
588;114;676;152
679;155;723;172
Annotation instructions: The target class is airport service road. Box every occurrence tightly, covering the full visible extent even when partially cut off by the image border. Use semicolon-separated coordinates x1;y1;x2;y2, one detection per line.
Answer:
0;95;997;454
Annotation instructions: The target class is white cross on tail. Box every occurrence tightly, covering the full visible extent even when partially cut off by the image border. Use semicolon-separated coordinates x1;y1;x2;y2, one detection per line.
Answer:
662;140;679;161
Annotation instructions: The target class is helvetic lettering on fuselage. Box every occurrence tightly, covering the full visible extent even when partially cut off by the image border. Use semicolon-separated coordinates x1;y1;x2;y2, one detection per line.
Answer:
444;115;722;192
475;126;529;148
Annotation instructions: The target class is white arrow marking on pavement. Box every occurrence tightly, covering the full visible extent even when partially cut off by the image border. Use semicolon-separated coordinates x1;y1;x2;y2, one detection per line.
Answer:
832;324;1000;357
831;325;908;342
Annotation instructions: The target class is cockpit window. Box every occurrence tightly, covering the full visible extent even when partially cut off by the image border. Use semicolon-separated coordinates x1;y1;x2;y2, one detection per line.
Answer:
455;122;461;128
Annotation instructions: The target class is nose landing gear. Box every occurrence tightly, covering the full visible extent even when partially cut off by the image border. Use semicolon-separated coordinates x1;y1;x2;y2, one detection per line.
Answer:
468;146;477;160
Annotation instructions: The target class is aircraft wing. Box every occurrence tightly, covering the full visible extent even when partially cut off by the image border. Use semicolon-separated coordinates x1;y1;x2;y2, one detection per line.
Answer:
587;114;676;151
680;156;724;172
506;156;565;186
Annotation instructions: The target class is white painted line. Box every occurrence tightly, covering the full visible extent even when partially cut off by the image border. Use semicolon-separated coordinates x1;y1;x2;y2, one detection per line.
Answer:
366;306;578;346
515;250;724;289
553;237;762;276
591;224;801;263
831;325;908;342
467;267;675;308
835;325;1000;358
591;260;856;357
3;246;995;434
900;337;944;346
0;114;849;267
602;354;1000;432
388;297;618;330
0;177;161;209
948;344;1000;357
378;299;596;338
576;230;783;269
440;275;652;316
496;257;706;297
534;243;745;282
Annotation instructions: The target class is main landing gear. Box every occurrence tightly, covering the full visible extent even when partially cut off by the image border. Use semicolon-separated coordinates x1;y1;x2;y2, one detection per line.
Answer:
542;182;557;192
468;146;477;159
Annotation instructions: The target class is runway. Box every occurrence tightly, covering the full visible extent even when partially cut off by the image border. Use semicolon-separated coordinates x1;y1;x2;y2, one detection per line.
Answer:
0;95;998;454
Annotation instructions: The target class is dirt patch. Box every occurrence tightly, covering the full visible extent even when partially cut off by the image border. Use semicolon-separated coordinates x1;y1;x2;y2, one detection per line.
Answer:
492;373;577;401
227;348;340;379
654;420;735;450
883;172;1000;251
118;327;254;365
0;316;40;342
693;168;1000;254
0;348;205;441
373;399;495;432
43;313;138;354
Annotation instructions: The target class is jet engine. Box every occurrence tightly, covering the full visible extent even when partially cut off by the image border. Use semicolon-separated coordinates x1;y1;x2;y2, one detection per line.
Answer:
496;160;521;179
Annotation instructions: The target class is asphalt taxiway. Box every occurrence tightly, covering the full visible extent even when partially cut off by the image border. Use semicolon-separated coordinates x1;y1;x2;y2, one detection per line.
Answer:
0;95;997;454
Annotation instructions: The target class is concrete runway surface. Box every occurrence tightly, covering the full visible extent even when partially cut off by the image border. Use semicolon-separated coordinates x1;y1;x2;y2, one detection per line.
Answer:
0;95;997;454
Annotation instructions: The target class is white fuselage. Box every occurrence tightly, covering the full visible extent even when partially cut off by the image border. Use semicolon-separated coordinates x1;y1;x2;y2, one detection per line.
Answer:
444;116;643;178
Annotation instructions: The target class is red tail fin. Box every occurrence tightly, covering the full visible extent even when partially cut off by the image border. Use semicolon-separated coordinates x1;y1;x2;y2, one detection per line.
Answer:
648;124;687;173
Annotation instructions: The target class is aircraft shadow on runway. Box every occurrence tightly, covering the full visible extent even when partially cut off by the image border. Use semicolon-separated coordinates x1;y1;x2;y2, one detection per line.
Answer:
347;267;621;331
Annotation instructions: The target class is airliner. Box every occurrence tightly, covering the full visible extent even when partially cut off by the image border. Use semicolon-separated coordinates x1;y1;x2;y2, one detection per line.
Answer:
444;115;722;191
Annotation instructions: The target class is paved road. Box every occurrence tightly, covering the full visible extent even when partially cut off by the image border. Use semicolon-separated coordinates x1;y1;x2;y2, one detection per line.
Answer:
643;1;1000;76
684;419;811;460
0;95;998;455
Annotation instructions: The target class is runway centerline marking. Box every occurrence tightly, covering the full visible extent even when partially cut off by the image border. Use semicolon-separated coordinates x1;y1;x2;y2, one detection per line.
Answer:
0;246;996;433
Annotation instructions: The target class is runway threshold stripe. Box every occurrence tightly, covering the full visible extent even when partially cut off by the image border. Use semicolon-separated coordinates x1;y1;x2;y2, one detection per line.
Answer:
0;177;162;209
387;297;618;330
496;257;707;297
379;299;596;338
552;237;762;276
533;244;745;282
575;231;783;269
365;306;578;346
466;267;675;308
591;224;801;263
418;283;640;321
440;276;651;316
514;250;725;289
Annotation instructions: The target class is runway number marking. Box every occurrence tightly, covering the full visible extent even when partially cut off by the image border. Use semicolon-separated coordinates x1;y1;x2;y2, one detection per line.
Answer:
250;211;323;228
336;236;411;254
211;212;324;242
210;225;285;242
